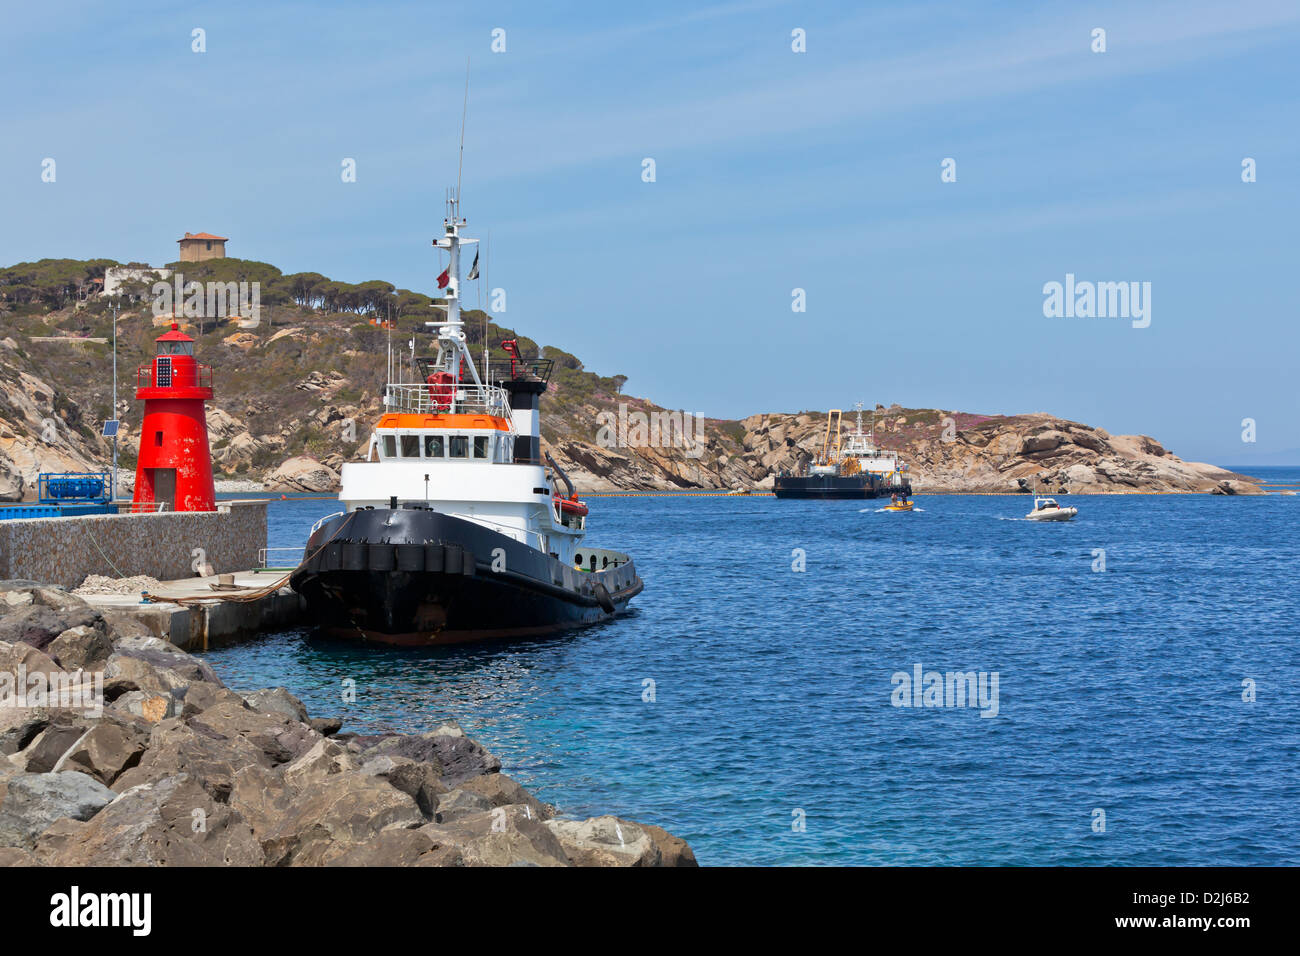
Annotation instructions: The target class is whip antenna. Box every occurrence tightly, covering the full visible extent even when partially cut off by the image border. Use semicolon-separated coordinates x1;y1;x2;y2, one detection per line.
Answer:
456;57;469;206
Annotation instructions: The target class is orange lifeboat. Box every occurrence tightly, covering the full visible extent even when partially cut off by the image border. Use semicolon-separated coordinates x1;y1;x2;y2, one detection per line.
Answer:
553;493;589;517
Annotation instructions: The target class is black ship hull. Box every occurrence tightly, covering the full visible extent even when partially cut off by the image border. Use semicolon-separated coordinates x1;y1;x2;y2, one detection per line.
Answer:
289;508;642;646
773;474;913;500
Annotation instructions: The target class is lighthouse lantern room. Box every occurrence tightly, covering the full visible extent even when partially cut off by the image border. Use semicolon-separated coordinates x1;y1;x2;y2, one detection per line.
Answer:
132;323;216;512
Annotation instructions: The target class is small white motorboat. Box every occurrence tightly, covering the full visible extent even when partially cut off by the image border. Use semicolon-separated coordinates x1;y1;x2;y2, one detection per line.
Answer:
1025;496;1077;521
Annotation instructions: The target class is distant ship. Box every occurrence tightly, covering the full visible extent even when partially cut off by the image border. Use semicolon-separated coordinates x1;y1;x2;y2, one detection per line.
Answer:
774;404;913;500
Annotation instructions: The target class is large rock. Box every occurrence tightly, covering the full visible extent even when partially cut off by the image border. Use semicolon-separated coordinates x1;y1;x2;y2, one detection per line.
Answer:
309;716;343;736
1211;480;1260;495
0;707;49;756
0;771;116;849
545;815;699;867
37;773;264;866
360;754;447;819
28;586;95;613
263;456;339;493
14;717;93;773
432;787;493;823
113;700;320;800
110;636;222;687
422;806;571;867
47;625;114;671
102;655;189;700
102;637;226;704
0;604;103;652
457;772;554;821
107;690;179;723
0;640;65;683
225;739;447;865
176;682;248;717
240;687;309;723
347;722;501;786
55;721;149;786
322;826;464;866
255;772;426;866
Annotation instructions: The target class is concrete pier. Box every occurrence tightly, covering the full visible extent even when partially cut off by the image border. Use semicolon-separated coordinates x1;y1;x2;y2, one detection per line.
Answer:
0;500;268;588
79;569;304;651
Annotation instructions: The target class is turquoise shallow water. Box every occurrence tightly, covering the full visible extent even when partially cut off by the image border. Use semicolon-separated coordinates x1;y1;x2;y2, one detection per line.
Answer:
205;468;1300;865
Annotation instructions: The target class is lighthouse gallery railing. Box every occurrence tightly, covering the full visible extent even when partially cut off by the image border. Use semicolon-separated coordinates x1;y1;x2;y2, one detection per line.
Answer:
135;364;213;390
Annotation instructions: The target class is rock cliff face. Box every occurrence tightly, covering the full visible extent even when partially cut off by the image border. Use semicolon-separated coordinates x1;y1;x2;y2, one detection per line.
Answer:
541;405;1261;495
708;407;1261;495
0;345;105;501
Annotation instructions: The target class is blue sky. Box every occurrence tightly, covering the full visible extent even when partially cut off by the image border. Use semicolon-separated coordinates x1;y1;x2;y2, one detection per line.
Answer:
3;0;1298;463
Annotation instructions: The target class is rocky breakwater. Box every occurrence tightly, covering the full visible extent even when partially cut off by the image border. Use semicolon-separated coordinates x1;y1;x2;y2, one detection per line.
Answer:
0;582;696;867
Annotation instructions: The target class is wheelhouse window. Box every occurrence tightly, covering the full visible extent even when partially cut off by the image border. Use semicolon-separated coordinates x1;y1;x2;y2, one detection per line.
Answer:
382;435;396;458
400;435;421;458
473;436;490;459
449;435;468;459
424;435;444;458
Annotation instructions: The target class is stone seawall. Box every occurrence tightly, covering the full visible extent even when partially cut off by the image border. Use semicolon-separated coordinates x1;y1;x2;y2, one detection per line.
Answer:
0;501;267;589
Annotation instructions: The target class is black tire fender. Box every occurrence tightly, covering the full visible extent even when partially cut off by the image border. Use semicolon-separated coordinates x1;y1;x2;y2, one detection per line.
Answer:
593;582;616;614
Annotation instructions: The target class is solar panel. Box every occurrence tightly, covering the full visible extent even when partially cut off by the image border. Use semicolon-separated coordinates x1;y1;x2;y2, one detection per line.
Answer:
102;420;119;437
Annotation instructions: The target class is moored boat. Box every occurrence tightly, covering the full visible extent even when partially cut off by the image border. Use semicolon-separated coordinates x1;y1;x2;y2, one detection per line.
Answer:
290;195;642;644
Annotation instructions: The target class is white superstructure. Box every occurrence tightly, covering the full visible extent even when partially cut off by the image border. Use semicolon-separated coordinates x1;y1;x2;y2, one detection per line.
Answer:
334;195;587;564
842;403;903;479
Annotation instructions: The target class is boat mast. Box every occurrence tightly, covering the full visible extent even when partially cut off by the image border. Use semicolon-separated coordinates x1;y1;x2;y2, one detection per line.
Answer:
427;190;483;389
425;63;483;392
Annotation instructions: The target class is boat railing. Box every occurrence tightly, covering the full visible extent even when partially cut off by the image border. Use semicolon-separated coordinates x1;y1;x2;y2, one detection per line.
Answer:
383;382;512;417
310;510;344;534
453;511;548;551
257;547;305;570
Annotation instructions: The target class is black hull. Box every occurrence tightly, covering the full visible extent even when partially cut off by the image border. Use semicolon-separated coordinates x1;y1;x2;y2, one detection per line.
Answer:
773;474;913;500
289;508;641;646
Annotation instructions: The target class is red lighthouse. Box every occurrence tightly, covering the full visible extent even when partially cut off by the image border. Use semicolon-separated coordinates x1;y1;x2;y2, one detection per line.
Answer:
132;323;216;512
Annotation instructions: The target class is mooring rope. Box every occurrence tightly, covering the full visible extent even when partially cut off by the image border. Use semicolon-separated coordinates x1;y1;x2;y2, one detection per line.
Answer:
143;511;357;607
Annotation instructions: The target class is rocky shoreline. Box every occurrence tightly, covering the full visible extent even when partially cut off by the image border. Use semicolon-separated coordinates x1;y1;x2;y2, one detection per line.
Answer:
0;338;1263;499
548;408;1263;495
0;581;696;867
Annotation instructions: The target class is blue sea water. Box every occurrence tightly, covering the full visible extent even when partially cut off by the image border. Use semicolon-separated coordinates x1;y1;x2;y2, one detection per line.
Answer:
205;467;1300;865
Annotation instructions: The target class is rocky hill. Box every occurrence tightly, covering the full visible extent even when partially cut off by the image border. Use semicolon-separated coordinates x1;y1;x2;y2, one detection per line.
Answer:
0;258;1260;497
